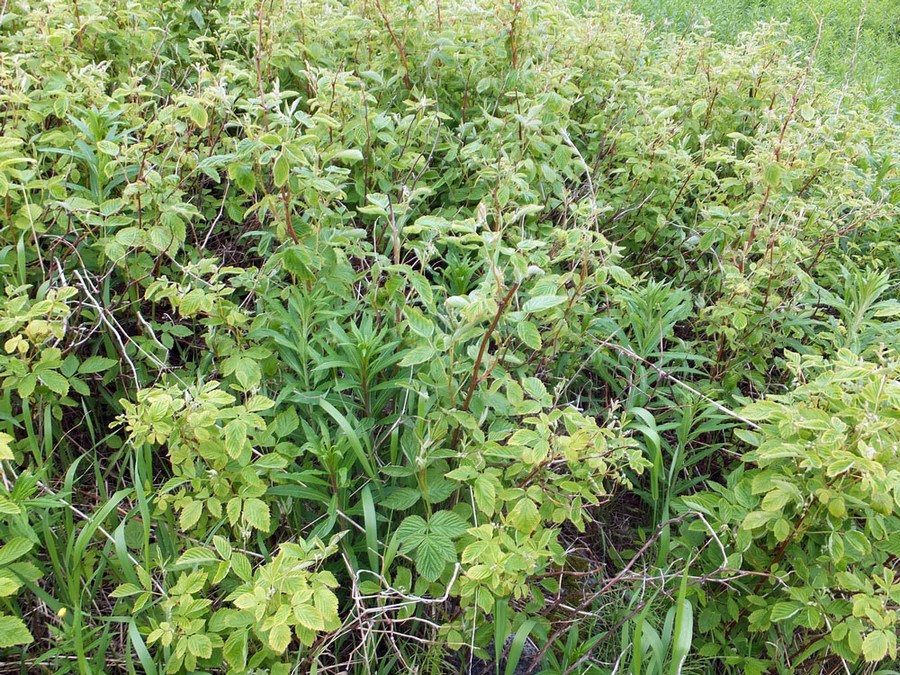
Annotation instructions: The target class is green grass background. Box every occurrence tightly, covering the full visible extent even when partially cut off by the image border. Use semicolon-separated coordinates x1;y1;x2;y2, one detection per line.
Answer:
623;0;899;105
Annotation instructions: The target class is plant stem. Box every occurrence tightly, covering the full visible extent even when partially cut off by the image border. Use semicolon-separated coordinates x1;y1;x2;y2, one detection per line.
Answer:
449;281;520;450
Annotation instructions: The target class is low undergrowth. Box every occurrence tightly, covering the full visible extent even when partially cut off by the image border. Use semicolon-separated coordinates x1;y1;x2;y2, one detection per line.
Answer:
0;0;898;673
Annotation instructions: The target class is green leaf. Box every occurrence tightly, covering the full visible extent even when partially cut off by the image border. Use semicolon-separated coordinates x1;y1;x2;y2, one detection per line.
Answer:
862;630;895;662
179;500;203;530
293;604;325;631
522;295;567;313
188;102;208;128
330;149;364;163
0;496;21;515
233;357;261;390
273;153;290;188
763;163;782;188
698;606;721;632
404;306;434;338
0;538;33;566
516;320;542;349
313;587;340;627
17;374;36;398
213;536;232;560
415;533;455;582
78;356;117;374
37;370;69;396
0;615;33;648
381;488;421;511
97;140;120;157
175;547;218;568
507;498;540;533
843;530;871;559
316;398;377;481
394;515;428;552
223;629;248;670
110;583;143;598
259;133;281;147
740;511;775;530
226;498;242;526
243;498;270;531
186;633;212;658
761;489;791;511
0;577;22;597
770;602;801;622
669;569;693;675
505;620;537;675
223;419;248;459
268;622;292;653
826;457;855;477
773;518;791;542
0;432;13;461
399;344;435;367
473;476;496;516
231;552;252;581
429;510;469;539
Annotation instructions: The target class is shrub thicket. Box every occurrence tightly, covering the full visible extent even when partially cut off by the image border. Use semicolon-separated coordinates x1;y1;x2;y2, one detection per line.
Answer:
0;0;897;673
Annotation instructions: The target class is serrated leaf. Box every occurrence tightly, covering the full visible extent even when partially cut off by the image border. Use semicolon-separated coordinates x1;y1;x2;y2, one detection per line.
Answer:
243;498;270;531
224;419;247;459
473;476;496;516
268;622;292;653
507;498;540;533
179;500;203;530
186;633;212;658
394;515;428;552
231;552;252;581
313;587;339;626
271;408;299;438
415;533;455;582
381;488;421;511
233;357;261;390
516;321;542;349
213;536;232;560
226;498;242;526
110;583;143;598
0;432;14;461
0;615;33;648
0;538;33;566
293;604;325;631
429;510;469;539
223;629;248;670
37;370;69;396
862;630;895;662
175;547;218;567
0;577;22;597
17;374;36;398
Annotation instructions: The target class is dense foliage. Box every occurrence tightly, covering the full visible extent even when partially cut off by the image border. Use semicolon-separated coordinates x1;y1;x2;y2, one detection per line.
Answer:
0;0;898;673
